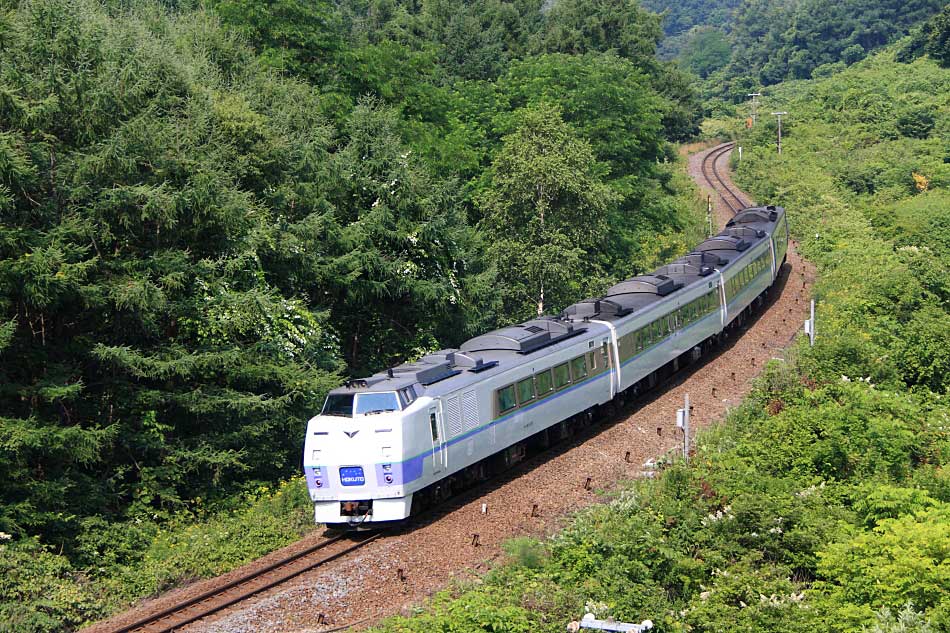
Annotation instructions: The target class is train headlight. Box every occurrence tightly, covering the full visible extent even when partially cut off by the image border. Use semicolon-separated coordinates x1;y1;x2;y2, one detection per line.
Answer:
382;463;392;471
315;479;323;488
384;474;394;484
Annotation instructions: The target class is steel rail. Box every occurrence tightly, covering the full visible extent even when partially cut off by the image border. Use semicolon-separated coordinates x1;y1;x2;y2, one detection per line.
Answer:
99;141;766;633
105;532;385;633
701;142;747;215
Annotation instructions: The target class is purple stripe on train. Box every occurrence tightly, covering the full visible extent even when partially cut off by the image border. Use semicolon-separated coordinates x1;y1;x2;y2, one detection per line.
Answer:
375;457;424;487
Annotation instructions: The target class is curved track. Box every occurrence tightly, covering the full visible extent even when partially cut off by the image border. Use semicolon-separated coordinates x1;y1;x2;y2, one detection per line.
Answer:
94;139;781;633
102;533;385;633
701;142;747;214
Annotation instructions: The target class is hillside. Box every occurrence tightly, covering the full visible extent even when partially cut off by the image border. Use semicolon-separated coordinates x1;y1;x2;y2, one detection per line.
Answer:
358;42;950;633
2;1;949;631
0;0;707;629
660;0;946;95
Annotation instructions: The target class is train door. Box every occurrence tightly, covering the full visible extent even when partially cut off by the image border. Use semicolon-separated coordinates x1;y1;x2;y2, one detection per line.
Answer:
602;337;615;396
428;405;447;474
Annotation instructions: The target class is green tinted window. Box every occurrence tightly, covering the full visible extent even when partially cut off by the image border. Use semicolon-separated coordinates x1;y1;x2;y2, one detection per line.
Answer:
536;370;554;394
571;356;588;380
517;378;535;405
497;385;516;413
553;363;571;389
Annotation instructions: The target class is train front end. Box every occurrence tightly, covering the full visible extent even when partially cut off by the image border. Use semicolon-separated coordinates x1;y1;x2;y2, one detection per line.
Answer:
303;379;422;528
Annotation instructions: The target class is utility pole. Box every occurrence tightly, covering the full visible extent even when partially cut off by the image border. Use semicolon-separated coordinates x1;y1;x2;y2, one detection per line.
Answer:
747;93;761;125
772;111;788;154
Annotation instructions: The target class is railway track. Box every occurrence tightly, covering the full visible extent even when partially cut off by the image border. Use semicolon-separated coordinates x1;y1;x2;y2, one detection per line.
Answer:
701;141;748;214
102;533;385;633
95;140;766;633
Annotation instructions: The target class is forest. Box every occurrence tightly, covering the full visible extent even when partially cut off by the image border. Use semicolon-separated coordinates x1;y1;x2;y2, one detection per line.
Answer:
2;0;950;630
0;0;706;628
651;0;946;93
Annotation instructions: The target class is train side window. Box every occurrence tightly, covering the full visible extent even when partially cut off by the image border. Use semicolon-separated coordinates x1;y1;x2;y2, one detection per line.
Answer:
553;363;571;389
430;412;439;441
571;356;588;380
536;369;554;395
636;330;644;351
497;385;517;414
618;334;630;360
601;342;610;365
517;377;535;405
588;350;597;370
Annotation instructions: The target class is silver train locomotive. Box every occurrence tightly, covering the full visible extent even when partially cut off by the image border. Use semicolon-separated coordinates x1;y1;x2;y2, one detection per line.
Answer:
303;206;789;527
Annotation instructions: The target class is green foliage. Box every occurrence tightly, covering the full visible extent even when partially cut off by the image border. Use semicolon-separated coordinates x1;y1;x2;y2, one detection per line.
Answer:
478;103;619;320
816;505;950;615
532;0;663;68
502;537;548;569
924;4;950;67
0;0;347;548
211;0;343;83
0;538;106;632
367;46;950;633
871;604;935;633
642;0;740;39
0;0;712;627
0;477;313;629
698;0;946;98
294;97;473;372
679;27;731;79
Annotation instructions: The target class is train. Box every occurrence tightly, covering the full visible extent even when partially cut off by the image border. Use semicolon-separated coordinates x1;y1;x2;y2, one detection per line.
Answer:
302;205;789;527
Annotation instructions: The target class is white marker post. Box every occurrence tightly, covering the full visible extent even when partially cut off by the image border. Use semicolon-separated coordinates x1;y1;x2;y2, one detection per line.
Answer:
676;393;690;464
804;299;816;346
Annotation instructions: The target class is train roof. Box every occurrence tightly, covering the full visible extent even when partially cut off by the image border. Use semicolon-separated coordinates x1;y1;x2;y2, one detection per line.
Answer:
330;205;784;398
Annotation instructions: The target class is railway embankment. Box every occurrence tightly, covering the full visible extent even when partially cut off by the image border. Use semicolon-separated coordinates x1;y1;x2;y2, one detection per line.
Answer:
83;142;821;633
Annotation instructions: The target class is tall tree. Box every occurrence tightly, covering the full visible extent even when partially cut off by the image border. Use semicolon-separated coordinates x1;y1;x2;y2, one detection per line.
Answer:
276;98;472;373
211;0;344;84
478;103;619;320
925;4;950;67
0;0;342;541
533;0;663;70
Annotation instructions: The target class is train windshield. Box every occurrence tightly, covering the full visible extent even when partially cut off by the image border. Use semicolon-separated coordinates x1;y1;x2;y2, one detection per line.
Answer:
322;394;354;417
355;392;401;415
